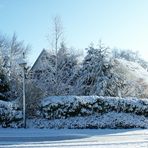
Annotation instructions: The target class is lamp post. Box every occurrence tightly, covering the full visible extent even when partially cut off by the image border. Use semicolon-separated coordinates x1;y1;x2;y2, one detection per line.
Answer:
18;58;27;128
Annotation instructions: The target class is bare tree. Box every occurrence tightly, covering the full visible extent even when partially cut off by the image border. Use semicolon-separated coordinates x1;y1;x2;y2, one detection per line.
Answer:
0;32;31;99
0;33;30;75
0;34;9;67
53;16;63;54
9;33;30;77
48;16;64;95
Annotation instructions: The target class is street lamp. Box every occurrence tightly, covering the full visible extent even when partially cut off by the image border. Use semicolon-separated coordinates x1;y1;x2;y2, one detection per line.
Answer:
18;57;27;128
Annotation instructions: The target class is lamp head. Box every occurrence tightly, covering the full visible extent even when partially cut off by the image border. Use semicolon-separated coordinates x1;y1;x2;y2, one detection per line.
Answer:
18;58;27;68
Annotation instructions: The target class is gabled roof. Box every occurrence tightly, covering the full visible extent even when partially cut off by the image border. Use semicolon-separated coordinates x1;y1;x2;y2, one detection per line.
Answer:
30;49;51;71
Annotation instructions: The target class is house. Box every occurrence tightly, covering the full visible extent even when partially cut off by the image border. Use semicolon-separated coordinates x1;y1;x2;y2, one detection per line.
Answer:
29;49;55;80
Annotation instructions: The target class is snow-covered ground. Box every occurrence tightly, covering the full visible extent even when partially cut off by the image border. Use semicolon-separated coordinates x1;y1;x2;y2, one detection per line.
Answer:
0;128;148;148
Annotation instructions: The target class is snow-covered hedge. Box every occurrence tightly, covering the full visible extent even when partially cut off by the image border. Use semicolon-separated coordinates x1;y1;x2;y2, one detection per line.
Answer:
0;100;22;127
29;112;148;129
41;96;148;119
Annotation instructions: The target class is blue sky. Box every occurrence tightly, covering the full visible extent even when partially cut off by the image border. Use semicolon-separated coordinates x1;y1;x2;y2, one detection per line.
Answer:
0;0;148;65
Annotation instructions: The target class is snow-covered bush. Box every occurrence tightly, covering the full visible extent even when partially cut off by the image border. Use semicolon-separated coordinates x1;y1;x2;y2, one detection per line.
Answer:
0;100;22;127
29;112;148;129
41;96;148;120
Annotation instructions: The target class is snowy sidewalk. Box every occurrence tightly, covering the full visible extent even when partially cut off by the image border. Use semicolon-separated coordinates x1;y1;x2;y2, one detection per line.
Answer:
0;129;148;148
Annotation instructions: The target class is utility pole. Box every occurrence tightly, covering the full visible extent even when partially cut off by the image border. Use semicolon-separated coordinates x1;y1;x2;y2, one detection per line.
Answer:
18;54;27;128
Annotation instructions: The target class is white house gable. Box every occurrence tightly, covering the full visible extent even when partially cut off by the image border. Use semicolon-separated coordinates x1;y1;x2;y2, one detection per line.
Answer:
29;49;55;79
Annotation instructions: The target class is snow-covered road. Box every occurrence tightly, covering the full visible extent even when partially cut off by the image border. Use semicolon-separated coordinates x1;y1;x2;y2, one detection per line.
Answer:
0;129;148;148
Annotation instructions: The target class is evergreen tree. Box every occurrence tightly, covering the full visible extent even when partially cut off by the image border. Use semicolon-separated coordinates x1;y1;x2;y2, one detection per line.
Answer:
0;65;10;100
73;42;112;95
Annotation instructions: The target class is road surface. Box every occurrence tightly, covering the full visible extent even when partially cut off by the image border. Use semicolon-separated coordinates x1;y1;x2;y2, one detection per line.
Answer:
0;128;148;148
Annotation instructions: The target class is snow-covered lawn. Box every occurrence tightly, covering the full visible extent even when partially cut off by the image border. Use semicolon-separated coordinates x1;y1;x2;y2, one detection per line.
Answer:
0;128;148;148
